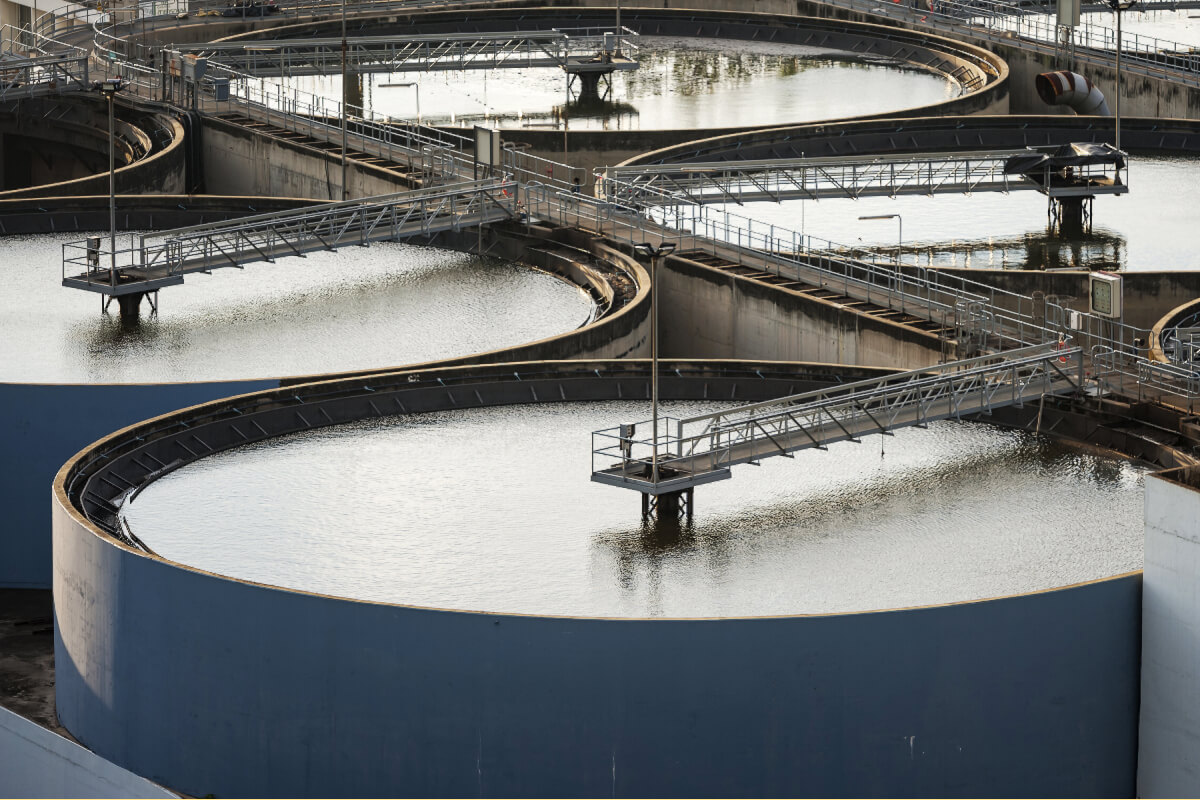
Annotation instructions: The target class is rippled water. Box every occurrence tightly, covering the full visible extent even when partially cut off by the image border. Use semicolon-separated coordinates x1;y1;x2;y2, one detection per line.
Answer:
123;401;1147;618
274;37;958;131
705;155;1200;271
0;234;593;383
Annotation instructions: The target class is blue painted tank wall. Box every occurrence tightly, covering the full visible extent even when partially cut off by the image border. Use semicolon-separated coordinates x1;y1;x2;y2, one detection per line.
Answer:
53;496;1141;798
0;380;277;587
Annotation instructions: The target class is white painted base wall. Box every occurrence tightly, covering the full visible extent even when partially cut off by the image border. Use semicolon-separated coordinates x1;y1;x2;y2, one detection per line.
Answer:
0;705;174;798
1139;472;1200;797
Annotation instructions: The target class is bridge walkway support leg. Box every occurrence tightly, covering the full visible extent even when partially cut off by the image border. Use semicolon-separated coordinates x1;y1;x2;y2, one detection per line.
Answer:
641;488;694;522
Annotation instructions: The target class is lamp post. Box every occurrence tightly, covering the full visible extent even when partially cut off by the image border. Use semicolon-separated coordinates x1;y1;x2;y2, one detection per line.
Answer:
1107;0;1136;175
340;0;348;200
99;77;123;290
615;0;621;56
379;80;420;124
244;45;280;123
633;241;675;485
859;213;903;264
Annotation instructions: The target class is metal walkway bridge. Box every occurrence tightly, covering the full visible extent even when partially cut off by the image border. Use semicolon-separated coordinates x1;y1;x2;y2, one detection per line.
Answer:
600;149;1128;206
169;29;639;78
61;180;518;299
517;180;1200;510
0;27;89;101
591;343;1084;497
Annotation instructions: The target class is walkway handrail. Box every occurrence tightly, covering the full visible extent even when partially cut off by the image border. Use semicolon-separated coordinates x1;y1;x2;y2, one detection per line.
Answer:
679;343;1064;426
61;180;519;289
814;0;1200;84
591;343;1085;490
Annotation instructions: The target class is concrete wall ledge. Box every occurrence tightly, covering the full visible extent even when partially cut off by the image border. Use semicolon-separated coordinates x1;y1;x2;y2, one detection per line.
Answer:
0;705;175;798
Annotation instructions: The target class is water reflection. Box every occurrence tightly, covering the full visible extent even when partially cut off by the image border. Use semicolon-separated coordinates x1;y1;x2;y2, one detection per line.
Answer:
587;426;1140;615
284;37;956;131
122;402;1147;617
552;96;640;125
2;235;593;382
721;156;1200;272
889;227;1129;270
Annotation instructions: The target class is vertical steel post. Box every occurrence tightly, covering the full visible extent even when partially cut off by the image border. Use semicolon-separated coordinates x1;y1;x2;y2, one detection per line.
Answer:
108;91;116;289
340;0;348;201
1115;7;1122;158
651;249;659;486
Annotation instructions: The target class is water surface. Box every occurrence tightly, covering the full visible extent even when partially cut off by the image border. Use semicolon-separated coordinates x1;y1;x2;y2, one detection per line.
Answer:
1;234;593;383
704;155;1200;271
272;37;959;131
123;401;1147;617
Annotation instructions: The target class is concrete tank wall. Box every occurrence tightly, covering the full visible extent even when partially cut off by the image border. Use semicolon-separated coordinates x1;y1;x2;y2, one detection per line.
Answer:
660;256;947;369
0;99;185;199
930;268;1200;333
0;380;279;588
1139;467;1200;797
200;117;409;200
52;482;1142;797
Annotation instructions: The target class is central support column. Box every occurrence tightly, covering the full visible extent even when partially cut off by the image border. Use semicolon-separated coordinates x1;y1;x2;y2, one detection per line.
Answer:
1050;195;1093;237
115;292;145;320
576;71;605;100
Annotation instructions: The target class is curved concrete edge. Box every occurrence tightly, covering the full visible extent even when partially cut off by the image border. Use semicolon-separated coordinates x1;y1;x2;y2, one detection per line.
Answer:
48;359;1143;796
619;113;1200;168
214;5;1008;138
0;378;281;589
1149;296;1200;364
0;193;318;234
0;102;186;201
0;219;641;589
283;230;652;386
0;705;176;799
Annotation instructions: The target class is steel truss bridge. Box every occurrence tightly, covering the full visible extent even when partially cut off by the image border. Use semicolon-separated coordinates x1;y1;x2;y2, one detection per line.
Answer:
514;181;1200;501
0;27;89;101
168;29;639;78
61;180;519;297
591;343;1084;495
600;150;1128;206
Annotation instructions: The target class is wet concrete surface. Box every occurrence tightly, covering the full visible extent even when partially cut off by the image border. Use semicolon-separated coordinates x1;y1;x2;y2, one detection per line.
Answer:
0;589;65;737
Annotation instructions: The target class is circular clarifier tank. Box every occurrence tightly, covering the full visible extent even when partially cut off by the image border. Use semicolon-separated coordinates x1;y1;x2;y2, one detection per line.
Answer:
276;37;961;131
1;233;594;382
120;400;1147;618
697;154;1200;271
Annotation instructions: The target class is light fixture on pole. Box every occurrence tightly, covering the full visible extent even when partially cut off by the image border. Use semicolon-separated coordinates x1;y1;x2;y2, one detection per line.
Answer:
858;213;903;264
98;77;124;291
1106;0;1136;174
633;240;675;486
379;81;420;124
245;44;281;122
340;0;348;201
615;0;621;57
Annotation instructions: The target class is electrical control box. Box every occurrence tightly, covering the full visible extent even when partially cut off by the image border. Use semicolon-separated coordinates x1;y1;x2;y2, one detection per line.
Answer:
1089;272;1123;319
